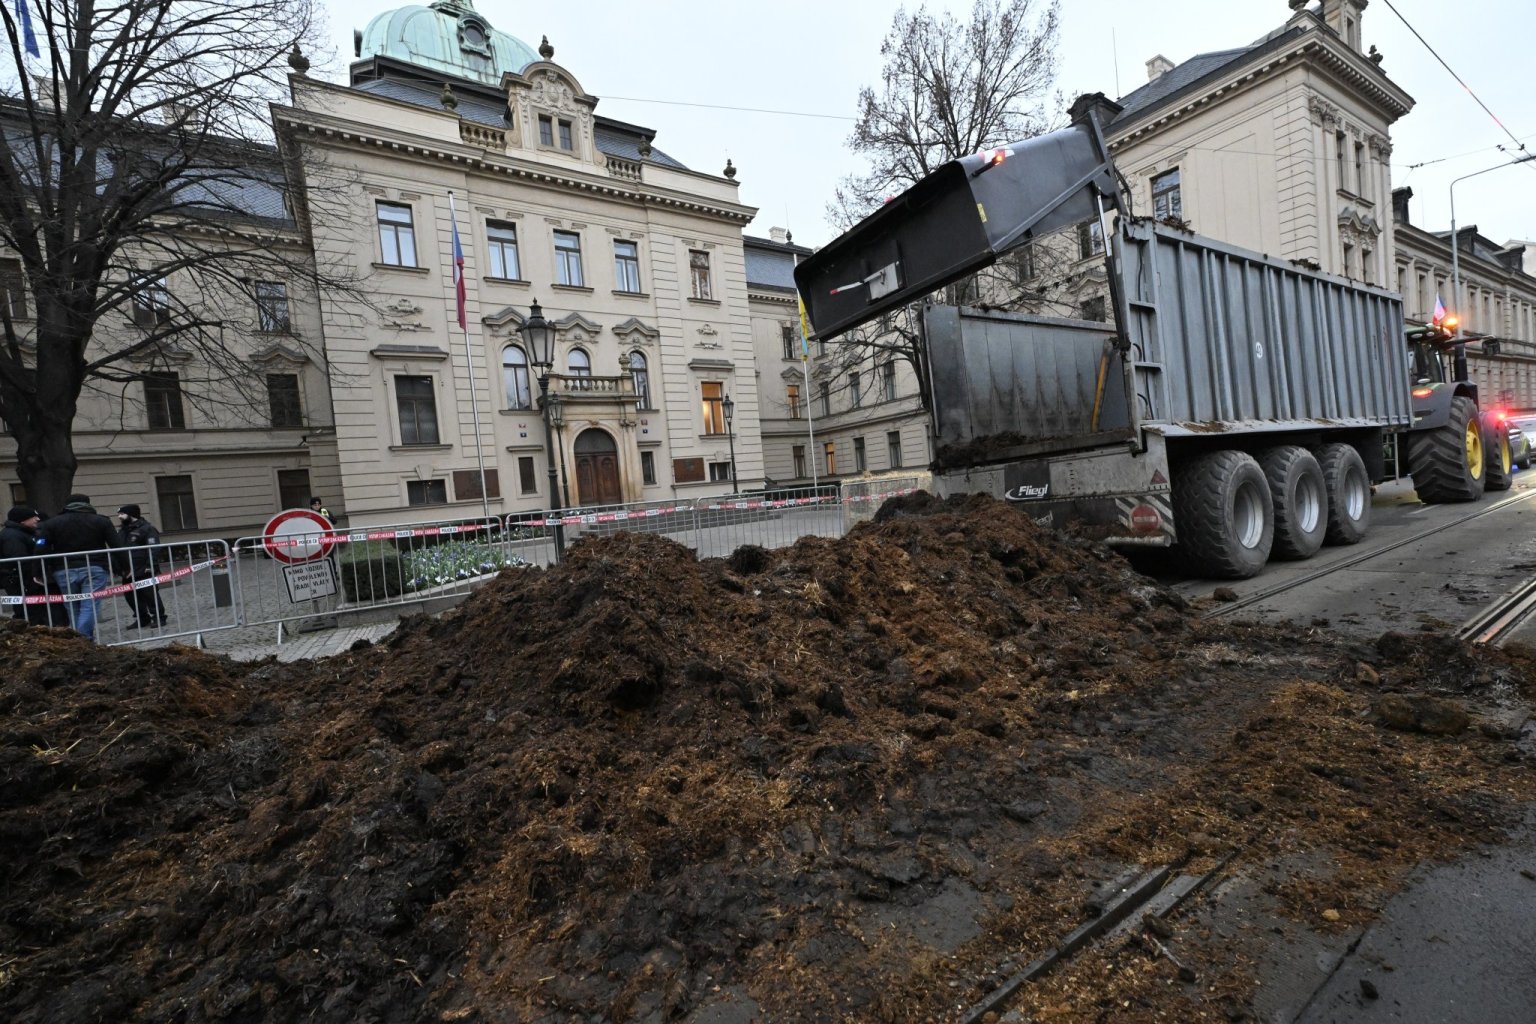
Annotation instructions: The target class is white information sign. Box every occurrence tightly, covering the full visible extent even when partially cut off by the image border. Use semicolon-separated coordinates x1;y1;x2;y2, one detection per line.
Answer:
283;559;338;604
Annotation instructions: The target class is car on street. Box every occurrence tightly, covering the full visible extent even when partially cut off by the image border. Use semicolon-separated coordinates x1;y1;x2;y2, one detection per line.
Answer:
1509;416;1536;470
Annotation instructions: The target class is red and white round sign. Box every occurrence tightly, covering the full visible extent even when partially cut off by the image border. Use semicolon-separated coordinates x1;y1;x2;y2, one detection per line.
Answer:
262;508;337;564
1129;504;1162;534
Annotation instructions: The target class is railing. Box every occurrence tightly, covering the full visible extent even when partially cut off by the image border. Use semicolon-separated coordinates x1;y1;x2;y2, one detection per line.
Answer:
606;156;643;181
0;540;238;647
550;372;634;397
2;483;927;650
460;123;506;149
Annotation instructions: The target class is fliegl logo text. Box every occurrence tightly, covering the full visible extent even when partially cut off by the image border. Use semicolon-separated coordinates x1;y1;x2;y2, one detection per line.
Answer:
1005;484;1050;502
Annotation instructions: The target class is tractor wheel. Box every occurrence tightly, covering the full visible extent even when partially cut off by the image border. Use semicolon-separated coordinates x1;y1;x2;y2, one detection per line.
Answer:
1172;450;1274;579
1260;446;1327;560
1485;420;1514;493
1408;396;1486;503
1314;442;1371;546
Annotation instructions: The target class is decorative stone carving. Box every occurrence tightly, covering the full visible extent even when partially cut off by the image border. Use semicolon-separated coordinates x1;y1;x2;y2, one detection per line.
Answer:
723;158;737;180
1308;95;1342;128
610;317;660;346
440;83;458;111
1366;132;1392;159
539;35;554;60
531;71;577;114
288;44;309;75
382;298;429;332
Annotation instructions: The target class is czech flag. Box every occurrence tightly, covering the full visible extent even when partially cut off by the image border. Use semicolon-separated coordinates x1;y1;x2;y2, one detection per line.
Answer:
1432;292;1446;327
451;215;467;330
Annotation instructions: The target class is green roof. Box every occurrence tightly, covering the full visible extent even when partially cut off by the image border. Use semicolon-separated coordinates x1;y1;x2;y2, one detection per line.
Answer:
358;0;541;87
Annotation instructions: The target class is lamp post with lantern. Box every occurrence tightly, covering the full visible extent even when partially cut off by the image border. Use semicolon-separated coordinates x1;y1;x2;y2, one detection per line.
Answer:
519;299;565;559
722;393;739;494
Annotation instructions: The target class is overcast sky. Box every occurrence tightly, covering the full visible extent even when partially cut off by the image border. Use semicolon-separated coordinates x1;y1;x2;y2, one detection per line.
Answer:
318;0;1536;251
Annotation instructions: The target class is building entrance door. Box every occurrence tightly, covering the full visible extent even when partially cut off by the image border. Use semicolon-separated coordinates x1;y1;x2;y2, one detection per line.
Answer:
573;428;622;506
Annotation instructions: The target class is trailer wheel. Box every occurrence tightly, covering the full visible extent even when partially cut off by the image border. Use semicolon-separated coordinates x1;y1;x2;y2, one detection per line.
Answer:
1260;446;1327;560
1314;442;1370;546
1408;395;1486;503
1172;450;1274;579
1485;420;1514;492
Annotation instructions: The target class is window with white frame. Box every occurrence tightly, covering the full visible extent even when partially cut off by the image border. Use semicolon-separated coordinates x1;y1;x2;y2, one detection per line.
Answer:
823;441;836;475
487;221;521;279
629;350;651;408
407;479;448;505
881;360;896;401
786;383;801;419
887;430;903;468
853;436;866;472
144;372;185;430
614;240;641;292
554;230;584;286
689;250;712;300
819;381;831;418
567;348;591;388
701;381;725;434
781;323;796;360
641;450;656;485
502;345;532;409
848;370;862;408
1151;168;1182;222
132;278;171;327
1077;221;1105;260
156;475;198;531
376;201;417;267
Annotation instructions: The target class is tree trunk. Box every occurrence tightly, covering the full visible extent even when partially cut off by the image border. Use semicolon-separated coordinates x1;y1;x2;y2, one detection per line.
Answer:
14;416;80;516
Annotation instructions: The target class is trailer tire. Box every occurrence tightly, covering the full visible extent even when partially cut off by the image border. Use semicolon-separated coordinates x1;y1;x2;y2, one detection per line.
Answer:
1408;395;1486;503
1260;446;1327;560
1485;420;1514;493
1314;442;1370;546
1172;450;1274;579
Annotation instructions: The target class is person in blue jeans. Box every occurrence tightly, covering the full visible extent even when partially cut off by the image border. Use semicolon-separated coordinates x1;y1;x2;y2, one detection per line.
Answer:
37;495;125;641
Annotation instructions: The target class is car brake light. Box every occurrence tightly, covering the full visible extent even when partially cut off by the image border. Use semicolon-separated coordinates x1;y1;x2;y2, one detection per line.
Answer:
1411;387;1434;398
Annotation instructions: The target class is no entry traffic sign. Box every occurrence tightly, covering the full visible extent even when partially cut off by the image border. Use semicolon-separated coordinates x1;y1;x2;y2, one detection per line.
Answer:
262;508;337;564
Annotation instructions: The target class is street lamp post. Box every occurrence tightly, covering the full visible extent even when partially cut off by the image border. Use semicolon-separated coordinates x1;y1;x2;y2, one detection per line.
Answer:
548;391;572;508
1449;154;1536;341
722;394;739;494
519;299;565;561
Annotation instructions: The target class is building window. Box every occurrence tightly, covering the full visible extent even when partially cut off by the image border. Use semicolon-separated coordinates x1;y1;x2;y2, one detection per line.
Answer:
881;361;897;401
1362;248;1373;286
847;371;862;408
1335;131;1347;192
786;383;801;419
819;381;831;418
376;201;417;267
887;430;903;468
156;475;197;531
629;350;651;408
254;281;290;333
567;348;591;388
144;372;185;431
823;441;836;476
394;375;440;445
517;456;537;495
781;323;797;360
793;445;806;478
132;278;171;327
554;230;584;286
853;436;867;472
701;380;725;434
1354;141;1366;199
641;450;657;486
1151;168;1182;222
614;240;642;292
539;115;553;146
1077;221;1105;260
0;258;27;320
539;115;574;151
502;345;532;409
407;479;448;506
277;468;311;511
1342;242;1354;279
708;461;732;482
817;335;826;358
266;373;303;428
689;250;712;300
1079;295;1107;322
487;221;521;279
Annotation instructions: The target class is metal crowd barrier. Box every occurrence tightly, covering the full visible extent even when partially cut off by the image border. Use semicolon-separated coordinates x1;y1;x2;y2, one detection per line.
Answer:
230;514;511;643
0;539;238;647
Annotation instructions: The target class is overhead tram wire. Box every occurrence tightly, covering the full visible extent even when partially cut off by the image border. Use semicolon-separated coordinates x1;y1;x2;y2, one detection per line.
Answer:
599;96;856;122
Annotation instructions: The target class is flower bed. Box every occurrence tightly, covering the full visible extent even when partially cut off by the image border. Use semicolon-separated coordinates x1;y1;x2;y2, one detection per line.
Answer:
402;539;525;593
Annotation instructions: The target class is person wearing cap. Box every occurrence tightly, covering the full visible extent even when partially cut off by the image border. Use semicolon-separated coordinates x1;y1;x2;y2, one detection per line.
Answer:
36;494;125;641
116;504;167;629
309;496;335;526
0;505;54;627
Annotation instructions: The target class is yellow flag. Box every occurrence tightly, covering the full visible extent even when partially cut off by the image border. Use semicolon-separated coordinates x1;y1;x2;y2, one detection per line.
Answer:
796;293;813;360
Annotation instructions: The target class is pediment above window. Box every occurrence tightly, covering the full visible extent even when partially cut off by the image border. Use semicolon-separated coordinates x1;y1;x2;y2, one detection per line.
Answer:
553;312;602;345
610;317;660;345
127;342;193;366
250;343;310;368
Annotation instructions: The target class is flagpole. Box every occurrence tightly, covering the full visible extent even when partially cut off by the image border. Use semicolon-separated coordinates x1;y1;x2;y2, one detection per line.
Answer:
797;294;820;490
448;191;491;520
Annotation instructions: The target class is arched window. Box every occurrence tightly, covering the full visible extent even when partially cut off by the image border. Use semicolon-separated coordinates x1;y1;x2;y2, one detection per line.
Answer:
629;350;651;409
567;347;592;390
502;344;531;409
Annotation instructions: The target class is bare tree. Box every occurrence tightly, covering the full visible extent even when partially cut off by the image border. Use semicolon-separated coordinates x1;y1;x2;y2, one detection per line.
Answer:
823;0;1063;412
0;0;355;512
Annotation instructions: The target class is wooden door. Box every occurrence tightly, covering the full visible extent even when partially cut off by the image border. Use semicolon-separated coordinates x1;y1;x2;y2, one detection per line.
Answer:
573;429;623;506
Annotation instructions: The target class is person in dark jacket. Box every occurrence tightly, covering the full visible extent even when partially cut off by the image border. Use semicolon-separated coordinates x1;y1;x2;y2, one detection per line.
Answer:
309;496;336;525
0;506;55;626
37;495;124;641
116;504;167;629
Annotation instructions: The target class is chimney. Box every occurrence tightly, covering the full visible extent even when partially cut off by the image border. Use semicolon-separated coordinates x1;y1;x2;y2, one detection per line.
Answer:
769;226;788;244
1391;186;1412;225
1068;92;1124;130
1320;0;1367;53
1146;55;1175;82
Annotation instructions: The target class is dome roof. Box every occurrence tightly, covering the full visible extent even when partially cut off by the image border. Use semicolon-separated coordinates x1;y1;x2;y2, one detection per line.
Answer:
359;0;540;88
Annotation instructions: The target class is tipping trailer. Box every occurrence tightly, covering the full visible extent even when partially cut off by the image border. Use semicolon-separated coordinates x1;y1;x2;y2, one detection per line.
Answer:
794;116;1510;578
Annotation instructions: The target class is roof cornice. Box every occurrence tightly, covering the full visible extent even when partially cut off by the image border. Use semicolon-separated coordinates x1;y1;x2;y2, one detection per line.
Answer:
272;105;755;226
1108;26;1413;149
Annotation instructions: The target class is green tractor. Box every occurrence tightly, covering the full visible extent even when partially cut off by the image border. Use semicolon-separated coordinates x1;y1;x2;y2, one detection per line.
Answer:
1401;322;1513;502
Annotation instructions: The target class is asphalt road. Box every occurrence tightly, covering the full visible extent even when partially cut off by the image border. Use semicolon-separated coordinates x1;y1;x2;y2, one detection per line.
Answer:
1132;471;1536;1024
